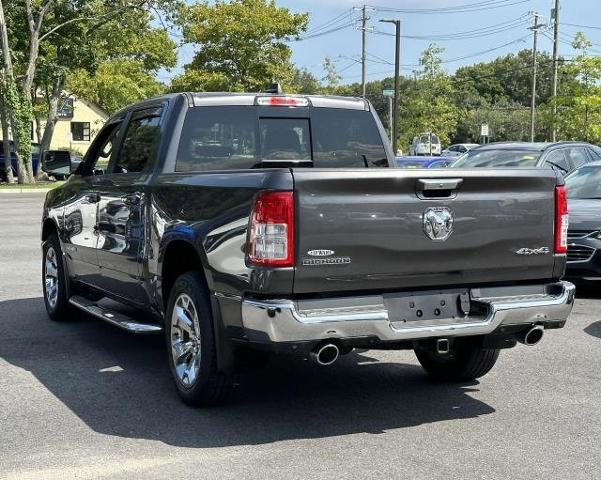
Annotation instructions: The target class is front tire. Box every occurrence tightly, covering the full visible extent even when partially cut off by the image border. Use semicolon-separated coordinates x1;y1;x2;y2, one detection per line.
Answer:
42;233;71;321
165;272;235;406
415;339;500;381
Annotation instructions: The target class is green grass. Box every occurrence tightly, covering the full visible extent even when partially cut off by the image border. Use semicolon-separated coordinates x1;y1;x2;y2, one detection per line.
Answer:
0;181;65;190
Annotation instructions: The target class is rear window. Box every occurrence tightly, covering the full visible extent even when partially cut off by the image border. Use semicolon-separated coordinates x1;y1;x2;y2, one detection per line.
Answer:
452;148;541;168
175;106;387;171
419;134;439;144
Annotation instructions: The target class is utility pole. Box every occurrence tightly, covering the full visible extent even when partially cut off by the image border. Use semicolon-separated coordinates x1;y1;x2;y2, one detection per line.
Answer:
380;18;401;154
361;5;368;98
551;0;560;142
529;12;543;142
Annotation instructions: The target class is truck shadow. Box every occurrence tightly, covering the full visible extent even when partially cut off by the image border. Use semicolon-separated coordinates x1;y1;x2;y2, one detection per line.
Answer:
0;297;495;448
573;282;601;300
584;321;601;339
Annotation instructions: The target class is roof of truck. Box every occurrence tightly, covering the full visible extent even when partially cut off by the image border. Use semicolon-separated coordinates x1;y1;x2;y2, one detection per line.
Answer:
189;92;369;110
111;92;370;119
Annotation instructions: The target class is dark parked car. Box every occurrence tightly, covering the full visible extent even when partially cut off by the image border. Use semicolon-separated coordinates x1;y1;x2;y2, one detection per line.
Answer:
0;141;41;180
41;93;574;406
563;161;601;281
395;155;453;168
451;141;600;175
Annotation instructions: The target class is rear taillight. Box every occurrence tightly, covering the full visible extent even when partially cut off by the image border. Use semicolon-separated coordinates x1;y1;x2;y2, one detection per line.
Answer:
555;185;568;254
248;191;295;267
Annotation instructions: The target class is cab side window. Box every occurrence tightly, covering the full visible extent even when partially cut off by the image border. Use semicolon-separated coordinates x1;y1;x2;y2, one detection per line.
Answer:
113;108;162;174
83;122;123;175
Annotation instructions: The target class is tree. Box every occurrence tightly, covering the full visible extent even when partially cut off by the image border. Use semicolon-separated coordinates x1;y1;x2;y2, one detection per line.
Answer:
397;44;459;149
547;33;601;142
69;60;168;114
67;5;178;114
290;67;320;94
173;0;308;92
321;56;341;90
0;0;180;182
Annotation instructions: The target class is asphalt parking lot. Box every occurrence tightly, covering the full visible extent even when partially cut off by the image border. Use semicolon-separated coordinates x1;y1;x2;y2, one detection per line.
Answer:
0;191;600;480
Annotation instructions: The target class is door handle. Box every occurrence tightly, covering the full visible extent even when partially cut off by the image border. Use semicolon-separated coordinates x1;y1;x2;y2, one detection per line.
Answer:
85;193;101;203
416;178;463;199
417;178;463;191
122;192;142;206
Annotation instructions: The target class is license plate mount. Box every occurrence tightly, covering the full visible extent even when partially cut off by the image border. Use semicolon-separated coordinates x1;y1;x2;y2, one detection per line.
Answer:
384;289;470;326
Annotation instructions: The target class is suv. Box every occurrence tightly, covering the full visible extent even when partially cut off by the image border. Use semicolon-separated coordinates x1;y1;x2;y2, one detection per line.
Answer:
41;93;574;406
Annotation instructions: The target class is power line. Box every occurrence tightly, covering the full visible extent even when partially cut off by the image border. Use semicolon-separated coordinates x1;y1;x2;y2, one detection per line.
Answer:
303;9;353;35
373;16;529;41
336;34;534;80
562;22;601;31
370;0;531;15
293;22;355;41
443;34;530;63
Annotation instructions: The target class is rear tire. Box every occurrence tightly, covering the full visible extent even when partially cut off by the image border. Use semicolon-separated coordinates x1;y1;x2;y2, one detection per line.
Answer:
165;272;235;406
415;339;500;381
42;233;72;321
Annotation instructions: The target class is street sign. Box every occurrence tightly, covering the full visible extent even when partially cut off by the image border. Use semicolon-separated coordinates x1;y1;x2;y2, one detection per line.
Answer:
382;89;394;97
480;123;489;137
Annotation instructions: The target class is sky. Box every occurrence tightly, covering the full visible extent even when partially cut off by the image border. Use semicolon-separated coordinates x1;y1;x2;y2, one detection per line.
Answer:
161;0;601;85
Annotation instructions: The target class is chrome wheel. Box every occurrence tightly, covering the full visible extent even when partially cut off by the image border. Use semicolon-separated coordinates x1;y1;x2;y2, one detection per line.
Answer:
170;293;202;388
44;246;59;309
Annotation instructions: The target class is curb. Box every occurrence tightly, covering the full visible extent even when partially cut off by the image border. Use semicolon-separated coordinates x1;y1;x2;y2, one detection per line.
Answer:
0;187;54;194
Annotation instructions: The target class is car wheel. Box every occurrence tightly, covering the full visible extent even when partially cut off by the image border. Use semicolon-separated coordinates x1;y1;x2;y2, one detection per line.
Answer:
415;339;500;381
166;272;235;406
42;233;72;321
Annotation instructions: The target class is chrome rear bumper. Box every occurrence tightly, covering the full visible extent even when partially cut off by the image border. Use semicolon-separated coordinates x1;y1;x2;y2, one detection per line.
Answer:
240;281;575;343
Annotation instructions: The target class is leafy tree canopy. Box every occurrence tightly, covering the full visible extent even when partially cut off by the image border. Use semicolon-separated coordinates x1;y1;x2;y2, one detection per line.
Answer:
173;0;308;92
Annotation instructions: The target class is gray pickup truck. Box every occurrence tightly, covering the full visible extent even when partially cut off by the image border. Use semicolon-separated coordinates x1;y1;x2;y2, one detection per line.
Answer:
41;92;575;406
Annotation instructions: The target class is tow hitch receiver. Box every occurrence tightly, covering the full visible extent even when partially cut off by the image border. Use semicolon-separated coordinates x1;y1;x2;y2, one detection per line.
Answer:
436;338;450;354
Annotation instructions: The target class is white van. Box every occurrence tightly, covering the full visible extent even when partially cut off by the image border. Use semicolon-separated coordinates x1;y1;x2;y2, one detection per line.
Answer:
410;133;441;156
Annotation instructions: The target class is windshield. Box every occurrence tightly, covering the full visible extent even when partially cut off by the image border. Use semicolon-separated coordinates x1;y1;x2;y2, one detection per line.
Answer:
452;148;541;168
565;166;601;199
176;106;387;171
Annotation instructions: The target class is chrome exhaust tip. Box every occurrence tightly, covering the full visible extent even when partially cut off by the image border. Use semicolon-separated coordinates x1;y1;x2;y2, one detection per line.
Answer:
311;343;340;366
519;325;545;346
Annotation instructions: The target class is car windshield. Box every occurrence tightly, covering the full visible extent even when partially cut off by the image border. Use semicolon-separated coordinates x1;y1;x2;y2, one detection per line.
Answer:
565;165;601;199
452;148;541;168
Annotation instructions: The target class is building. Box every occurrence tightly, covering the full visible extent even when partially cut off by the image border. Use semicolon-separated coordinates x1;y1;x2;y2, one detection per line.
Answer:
1;93;108;156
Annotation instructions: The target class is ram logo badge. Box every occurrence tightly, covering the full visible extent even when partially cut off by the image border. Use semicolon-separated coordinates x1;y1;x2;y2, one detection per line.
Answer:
423;207;454;241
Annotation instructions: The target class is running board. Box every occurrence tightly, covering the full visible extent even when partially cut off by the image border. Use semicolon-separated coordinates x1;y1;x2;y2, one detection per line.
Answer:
68;295;163;334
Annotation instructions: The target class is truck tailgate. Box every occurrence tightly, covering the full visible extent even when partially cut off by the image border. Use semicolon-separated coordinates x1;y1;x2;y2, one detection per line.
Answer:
292;169;558;294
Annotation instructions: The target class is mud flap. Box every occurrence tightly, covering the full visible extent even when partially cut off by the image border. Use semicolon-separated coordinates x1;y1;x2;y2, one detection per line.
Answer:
210;295;235;373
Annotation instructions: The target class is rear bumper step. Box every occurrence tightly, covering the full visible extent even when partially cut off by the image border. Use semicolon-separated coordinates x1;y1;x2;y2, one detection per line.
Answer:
69;295;163;334
240;281;575;344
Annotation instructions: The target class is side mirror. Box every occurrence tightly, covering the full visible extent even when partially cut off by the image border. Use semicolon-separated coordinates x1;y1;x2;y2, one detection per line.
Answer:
42;151;73;178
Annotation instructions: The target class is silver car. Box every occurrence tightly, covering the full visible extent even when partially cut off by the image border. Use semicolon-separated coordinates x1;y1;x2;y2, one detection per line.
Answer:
442;143;479;157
